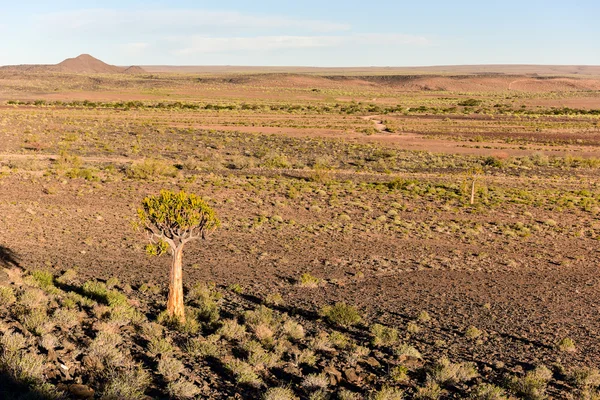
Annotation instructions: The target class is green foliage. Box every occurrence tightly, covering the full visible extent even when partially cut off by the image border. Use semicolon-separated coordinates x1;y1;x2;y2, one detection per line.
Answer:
508;365;553;400
263;387;297;400
101;364;151;400
0;286;16;305
298;273;321;288
459;99;483;107
558;337;576;352
320;303;362;327
370;323;399;347
225;358;262;386
187;282;222;323
471;383;508;400
30;270;55;290
429;357;478;385
126;159;178;180
82;280;128;307
370;386;404;400
138;190;220;245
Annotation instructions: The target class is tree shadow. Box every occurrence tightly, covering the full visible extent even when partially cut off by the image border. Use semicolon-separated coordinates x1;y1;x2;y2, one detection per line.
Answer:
0;245;20;268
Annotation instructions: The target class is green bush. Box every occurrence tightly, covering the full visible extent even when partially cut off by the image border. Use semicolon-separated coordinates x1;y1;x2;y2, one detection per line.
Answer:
126;159;178;180
320;303;361;327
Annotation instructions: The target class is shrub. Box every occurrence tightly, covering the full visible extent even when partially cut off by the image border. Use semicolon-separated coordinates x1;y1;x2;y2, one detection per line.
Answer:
338;389;362;400
56;269;78;285
418;311;431;323
167;379;200;399
89;332;127;369
263;154;292;169
106;277;120;289
429;357;478;385
21;308;53;336
52;308;80;329
570;367;600;389
396;343;422;359
244;306;278;331
30;270;54;290
282;320;305;340
415;380;444;399
459;99;483;107
302;373;329;391
507;365;553;400
148;337;174;358
2;350;46;384
0;285;16;305
371;323;399;347
298;273;321;288
265;292;284;306
243;340;279;369
465;326;482;339
19;288;48;309
187;282;221;323
226;358;262;386
218;319;247;340
185;335;222;359
329;331;350;349
558;337;576;352
320;303;361;327
228;283;244;294
0;330;28;354
157;357;185;382
297;349;317;366
101;364;151;400
471;383;508;400
390;365;409;383
126;159;178;180
370;386;404;400
264;387;297;400
407;322;421;334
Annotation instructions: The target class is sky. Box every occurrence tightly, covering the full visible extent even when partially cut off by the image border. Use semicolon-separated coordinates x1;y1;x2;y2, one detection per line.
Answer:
0;0;598;67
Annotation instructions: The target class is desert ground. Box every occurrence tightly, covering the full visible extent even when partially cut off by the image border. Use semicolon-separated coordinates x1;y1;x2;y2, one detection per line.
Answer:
0;56;599;399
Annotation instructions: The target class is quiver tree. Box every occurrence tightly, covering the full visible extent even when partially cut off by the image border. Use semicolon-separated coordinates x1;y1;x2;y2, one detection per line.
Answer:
137;190;220;323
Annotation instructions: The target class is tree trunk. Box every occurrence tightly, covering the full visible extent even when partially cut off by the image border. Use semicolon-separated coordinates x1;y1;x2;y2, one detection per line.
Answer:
167;245;186;323
470;179;476;205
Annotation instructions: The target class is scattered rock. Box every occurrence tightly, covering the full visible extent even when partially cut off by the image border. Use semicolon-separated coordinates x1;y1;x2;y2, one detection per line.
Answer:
68;384;95;399
365;357;381;368
343;367;361;384
324;365;342;385
82;355;103;372
398;355;424;369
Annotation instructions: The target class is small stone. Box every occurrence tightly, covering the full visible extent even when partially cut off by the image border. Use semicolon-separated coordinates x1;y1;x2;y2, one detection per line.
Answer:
365;357;381;368
343;368;361;383
68;384;95;399
324;365;342;385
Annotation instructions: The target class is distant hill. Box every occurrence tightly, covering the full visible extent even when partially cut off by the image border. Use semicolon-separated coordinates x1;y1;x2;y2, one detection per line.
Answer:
56;54;124;74
0;54;146;74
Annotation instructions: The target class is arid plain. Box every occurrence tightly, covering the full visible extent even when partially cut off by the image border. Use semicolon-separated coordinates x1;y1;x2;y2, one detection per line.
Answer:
0;56;599;399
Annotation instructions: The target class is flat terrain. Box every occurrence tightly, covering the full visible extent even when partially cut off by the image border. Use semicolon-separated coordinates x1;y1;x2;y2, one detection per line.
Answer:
0;66;600;399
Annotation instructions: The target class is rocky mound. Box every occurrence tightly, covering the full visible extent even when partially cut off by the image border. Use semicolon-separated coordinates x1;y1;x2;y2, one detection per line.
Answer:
123;66;146;75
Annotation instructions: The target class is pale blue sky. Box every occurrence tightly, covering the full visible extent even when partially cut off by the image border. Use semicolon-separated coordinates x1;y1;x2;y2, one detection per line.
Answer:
0;0;598;66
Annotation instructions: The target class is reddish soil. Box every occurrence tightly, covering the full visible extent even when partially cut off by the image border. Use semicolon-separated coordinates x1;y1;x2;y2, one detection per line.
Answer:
1;174;599;374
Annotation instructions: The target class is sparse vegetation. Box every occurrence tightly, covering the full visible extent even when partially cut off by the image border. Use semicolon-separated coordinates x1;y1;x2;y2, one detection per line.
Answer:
0;63;599;399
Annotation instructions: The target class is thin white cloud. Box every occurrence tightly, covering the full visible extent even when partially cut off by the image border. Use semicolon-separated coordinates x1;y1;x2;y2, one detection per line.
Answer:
36;9;351;34
172;34;431;55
